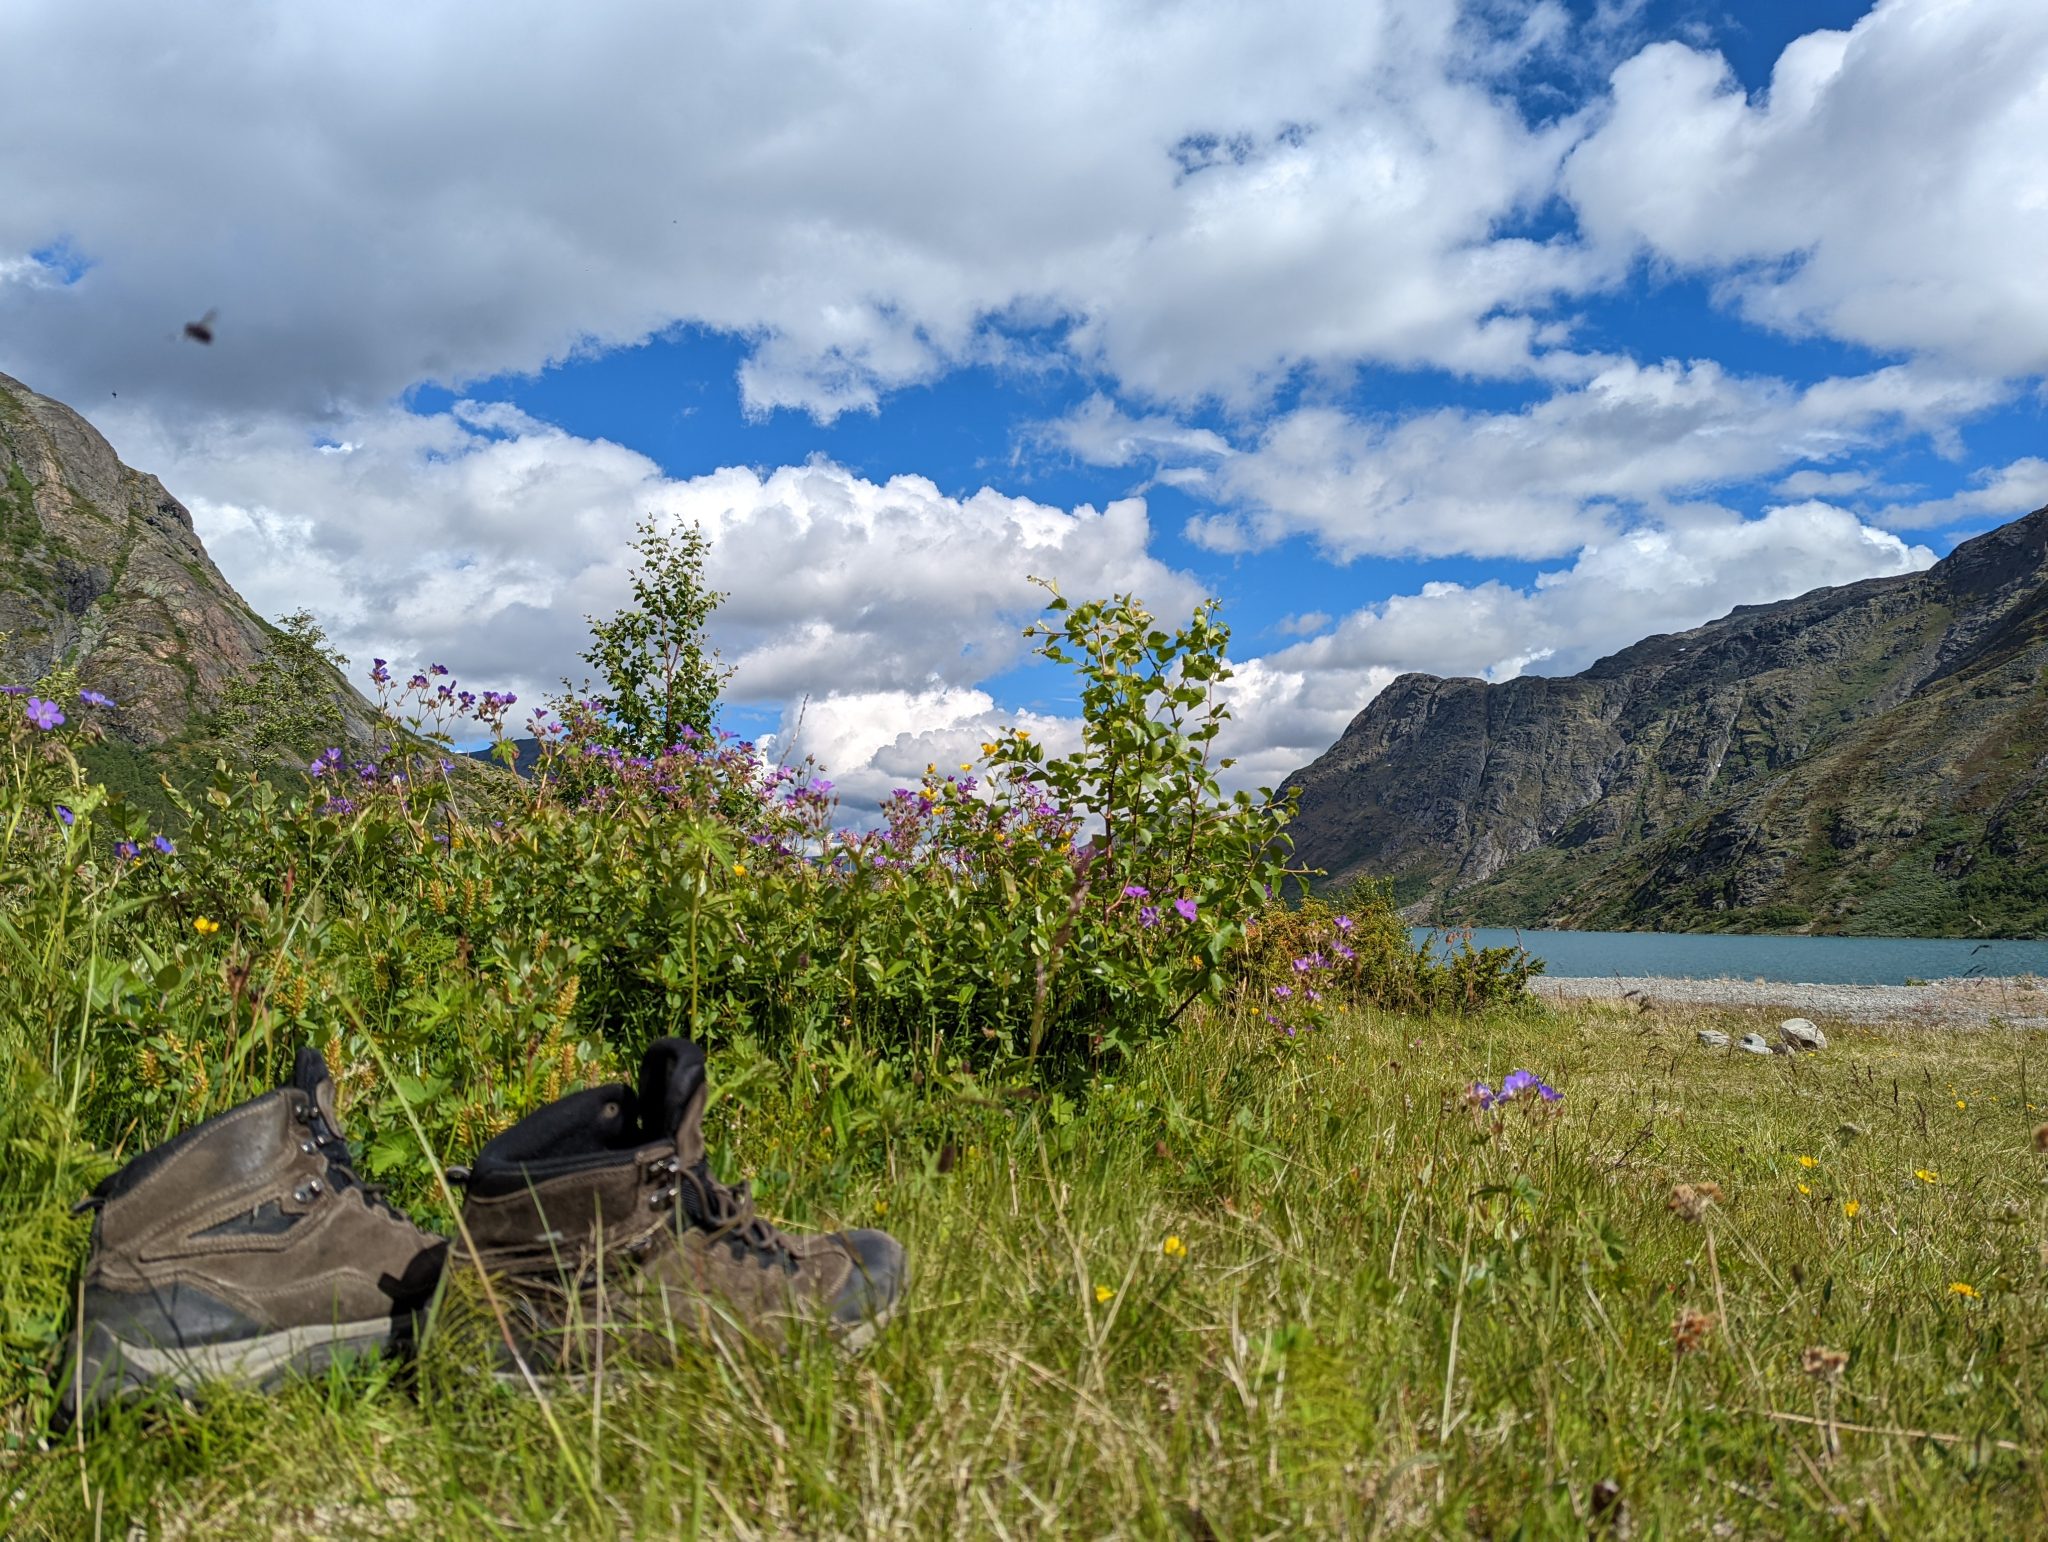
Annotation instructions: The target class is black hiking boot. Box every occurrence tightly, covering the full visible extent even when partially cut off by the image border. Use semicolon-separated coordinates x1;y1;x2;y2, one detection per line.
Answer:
54;1048;448;1428
446;1038;905;1375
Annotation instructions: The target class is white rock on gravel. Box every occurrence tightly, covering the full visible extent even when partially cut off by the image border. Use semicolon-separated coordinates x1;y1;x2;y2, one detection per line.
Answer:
1737;1032;1777;1055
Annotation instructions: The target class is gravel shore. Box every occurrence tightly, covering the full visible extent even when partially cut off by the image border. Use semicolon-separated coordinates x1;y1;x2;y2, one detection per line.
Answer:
1532;973;2048;1029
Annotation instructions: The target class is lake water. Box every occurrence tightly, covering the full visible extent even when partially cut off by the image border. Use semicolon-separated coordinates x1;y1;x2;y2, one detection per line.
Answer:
1411;927;2048;986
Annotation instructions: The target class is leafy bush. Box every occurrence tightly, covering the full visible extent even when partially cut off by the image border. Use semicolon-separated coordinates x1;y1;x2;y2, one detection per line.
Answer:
1231;881;1541;1032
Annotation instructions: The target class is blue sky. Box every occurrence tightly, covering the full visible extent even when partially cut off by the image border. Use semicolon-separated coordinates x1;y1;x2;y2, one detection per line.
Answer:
3;0;2044;802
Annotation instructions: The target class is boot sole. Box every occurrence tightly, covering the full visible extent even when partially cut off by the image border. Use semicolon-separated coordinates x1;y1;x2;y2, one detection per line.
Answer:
55;1315;400;1428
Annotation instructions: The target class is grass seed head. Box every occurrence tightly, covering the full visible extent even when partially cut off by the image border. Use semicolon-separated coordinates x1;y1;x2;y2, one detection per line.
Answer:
1667;1181;1724;1222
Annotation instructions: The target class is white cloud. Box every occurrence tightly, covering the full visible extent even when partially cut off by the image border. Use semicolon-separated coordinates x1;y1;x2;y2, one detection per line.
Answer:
1564;0;2048;373
110;402;1203;740
0;0;1591;425
1874;457;2048;531
1186;358;1996;560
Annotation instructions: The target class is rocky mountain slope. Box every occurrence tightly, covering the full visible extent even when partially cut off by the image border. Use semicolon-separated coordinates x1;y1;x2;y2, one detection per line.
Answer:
0;371;378;784
1282;505;2048;936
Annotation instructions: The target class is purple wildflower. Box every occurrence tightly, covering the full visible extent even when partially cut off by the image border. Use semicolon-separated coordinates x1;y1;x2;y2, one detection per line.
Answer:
1334;914;1354;931
1139;905;1160;928
113;839;139;862
25;696;64;730
1121;884;1151;899
370;658;391;686
56;804;75;827
151;834;174;856
79;689;116;708
1271;984;1293;1000
1501;1069;1537;1100
1334;944;1356;962
0;685;25;695
1173;897;1198;922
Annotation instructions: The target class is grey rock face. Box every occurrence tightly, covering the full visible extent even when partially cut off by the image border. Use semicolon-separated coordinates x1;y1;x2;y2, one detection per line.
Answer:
1737;1033;1778;1055
0;371;377;750
1696;1029;1731;1048
1280;500;2048;936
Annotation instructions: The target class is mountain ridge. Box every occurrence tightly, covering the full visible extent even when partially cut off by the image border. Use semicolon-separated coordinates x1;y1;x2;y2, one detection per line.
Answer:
1281;505;2048;936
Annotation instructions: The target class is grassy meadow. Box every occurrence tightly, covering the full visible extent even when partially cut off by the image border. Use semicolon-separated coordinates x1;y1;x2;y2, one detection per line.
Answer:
5;997;2046;1538
6;593;2045;1537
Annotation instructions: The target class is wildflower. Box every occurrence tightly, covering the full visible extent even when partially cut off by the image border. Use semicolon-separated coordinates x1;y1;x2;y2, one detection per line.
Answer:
24;696;64;730
1334;944;1355;961
1798;1183;1812;1195
1667;1182;1724;1223
151;834;174;856
0;684;23;695
193;916;220;936
732;863;747;877
1334;914;1353;931
1956;1099;1967;1110
1672;1307;1716;1354
1139;905;1159;928
1094;1283;1114;1305
1843;1199;1861;1218
1292;956;1315;973
79;689;115;708
1121;884;1151;899
1162;1235;1187;1258
370;658;391;685
1914;1169;1939;1184
1949;1281;1979;1299
1797;1154;1818;1169
873;1199;888;1217
1174;897;1198;922
1801;1346;1849;1381
56;804;74;827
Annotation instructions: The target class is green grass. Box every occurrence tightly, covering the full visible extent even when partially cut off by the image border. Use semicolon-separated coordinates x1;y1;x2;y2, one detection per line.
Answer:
5;999;2046;1537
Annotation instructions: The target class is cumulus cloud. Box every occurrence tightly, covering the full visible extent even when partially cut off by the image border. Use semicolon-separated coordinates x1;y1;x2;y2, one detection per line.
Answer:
111;402;1202;729
1564;0;2048;373
0;0;1589;426
1873;458;2048;531
1183;358;1996;560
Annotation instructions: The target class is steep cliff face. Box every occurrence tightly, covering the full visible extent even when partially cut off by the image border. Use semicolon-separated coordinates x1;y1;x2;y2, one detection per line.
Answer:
1282;505;2048;935
0;371;376;755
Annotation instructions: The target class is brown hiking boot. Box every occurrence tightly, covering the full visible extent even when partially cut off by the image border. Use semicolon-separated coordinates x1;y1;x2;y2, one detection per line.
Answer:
54;1048;447;1428
447;1038;905;1374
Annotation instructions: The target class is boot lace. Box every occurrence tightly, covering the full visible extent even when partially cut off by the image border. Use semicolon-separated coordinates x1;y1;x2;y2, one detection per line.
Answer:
305;1103;410;1223
680;1165;796;1270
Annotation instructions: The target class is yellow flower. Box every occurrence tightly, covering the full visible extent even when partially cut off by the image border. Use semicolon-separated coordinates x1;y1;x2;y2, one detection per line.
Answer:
1162;1235;1187;1259
1949;1281;1979;1299
732;863;746;877
873;1198;888;1217
1956;1100;1967;1110
1797;1154;1818;1169
1094;1283;1114;1304
959;763;972;772
980;742;996;755
1798;1183;1812;1195
1914;1169;1939;1184
1843;1200;1861;1218
193;916;220;935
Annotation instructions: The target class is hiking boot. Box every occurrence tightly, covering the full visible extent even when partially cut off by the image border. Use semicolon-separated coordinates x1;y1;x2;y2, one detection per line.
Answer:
448;1037;904;1374
54;1048;447;1428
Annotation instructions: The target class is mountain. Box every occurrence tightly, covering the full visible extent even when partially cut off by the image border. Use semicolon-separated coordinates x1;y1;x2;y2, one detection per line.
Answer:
0;371;379;797
1281;505;2048;937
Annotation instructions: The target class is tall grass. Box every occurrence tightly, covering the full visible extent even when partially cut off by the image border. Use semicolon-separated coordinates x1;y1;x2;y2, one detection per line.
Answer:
4;997;2045;1536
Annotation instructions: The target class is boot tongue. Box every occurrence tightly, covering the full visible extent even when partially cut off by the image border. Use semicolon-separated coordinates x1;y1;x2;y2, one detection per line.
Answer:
290;1045;345;1139
634;1037;708;1168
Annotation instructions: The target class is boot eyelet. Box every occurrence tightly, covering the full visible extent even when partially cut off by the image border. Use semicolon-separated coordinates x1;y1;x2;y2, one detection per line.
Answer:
300;1140;317;1155
649;1185;678;1212
293;1178;324;1204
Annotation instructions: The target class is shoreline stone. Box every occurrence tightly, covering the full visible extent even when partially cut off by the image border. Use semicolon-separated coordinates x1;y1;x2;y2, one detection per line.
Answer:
1531;974;2048;1029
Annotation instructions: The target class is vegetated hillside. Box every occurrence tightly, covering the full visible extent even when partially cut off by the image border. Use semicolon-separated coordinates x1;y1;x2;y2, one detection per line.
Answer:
1282;503;2048;936
0;370;379;797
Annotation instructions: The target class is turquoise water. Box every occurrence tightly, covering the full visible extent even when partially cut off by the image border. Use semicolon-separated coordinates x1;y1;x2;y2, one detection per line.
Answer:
1410;927;2048;986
